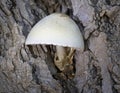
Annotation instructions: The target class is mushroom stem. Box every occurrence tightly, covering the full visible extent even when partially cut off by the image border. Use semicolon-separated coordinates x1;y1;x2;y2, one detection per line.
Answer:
54;46;67;71
56;46;66;61
54;46;75;71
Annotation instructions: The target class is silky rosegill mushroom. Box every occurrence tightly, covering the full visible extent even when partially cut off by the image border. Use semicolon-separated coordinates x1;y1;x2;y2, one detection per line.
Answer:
25;13;84;78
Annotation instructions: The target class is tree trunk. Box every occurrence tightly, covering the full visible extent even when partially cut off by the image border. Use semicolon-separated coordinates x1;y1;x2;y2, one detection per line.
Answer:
0;0;120;93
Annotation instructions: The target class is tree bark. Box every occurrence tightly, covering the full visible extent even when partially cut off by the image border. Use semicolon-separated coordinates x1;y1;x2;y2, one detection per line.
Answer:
0;0;120;93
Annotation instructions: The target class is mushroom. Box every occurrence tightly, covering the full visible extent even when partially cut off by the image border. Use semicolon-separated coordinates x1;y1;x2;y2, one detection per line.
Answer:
25;13;84;74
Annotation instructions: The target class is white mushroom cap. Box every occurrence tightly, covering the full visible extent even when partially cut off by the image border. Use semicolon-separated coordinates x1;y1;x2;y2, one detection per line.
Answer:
25;13;84;50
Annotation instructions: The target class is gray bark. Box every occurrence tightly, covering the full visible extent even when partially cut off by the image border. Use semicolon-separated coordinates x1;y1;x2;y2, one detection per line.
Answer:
0;0;120;93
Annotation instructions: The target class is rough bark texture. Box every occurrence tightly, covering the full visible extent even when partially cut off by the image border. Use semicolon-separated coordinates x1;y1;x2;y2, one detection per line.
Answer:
0;0;120;93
